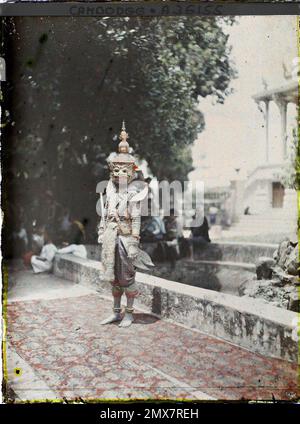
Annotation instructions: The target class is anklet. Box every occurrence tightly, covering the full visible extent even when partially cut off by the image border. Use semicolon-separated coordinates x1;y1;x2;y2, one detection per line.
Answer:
125;307;134;313
113;307;122;313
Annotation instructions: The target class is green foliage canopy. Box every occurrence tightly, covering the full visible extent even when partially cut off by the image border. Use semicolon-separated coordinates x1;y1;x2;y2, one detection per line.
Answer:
6;16;236;184
2;16;236;238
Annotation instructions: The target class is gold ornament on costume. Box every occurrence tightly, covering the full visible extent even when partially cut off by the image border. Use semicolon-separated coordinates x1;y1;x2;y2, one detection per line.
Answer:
109;120;136;184
119;120;129;153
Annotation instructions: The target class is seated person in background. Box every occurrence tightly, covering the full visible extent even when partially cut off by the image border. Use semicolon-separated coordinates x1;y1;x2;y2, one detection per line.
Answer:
23;224;45;268
31;229;57;274
12;219;28;258
188;214;210;257
57;243;87;259
68;216;87;244
57;207;72;244
31;225;45;253
57;219;88;259
140;215;166;243
57;242;87;259
163;209;180;269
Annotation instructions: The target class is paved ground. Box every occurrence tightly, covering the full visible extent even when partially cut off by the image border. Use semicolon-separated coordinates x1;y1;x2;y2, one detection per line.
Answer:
4;264;299;402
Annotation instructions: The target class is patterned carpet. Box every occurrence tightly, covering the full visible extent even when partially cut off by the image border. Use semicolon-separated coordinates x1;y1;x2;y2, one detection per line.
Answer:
6;294;299;401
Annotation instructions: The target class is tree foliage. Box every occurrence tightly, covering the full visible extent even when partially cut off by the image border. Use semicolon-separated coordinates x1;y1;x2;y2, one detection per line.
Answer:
3;16;236;239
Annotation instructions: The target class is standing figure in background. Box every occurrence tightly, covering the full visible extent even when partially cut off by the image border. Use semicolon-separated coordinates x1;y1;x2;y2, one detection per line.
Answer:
163;208;180;269
188;214;211;258
208;205;219;226
97;122;154;328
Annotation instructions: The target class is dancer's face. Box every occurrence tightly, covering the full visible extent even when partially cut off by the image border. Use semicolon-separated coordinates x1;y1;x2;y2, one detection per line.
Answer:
111;163;134;185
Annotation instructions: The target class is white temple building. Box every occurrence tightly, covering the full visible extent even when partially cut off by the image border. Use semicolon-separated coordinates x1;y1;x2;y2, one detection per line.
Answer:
242;79;297;215
226;76;298;241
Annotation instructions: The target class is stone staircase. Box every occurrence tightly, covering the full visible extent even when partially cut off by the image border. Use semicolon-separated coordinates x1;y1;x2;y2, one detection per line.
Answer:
218;209;297;242
194;241;276;263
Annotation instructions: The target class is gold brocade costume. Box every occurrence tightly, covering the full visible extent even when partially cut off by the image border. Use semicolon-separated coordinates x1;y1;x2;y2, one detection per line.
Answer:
98;122;154;327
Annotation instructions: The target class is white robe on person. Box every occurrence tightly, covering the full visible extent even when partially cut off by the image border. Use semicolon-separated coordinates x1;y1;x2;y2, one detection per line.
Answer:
31;243;57;274
57;244;87;259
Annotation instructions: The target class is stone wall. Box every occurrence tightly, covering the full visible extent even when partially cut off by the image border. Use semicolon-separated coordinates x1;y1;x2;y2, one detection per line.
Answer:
53;254;298;363
195;241;276;263
84;242;273;295
144;260;254;295
85;241;277;264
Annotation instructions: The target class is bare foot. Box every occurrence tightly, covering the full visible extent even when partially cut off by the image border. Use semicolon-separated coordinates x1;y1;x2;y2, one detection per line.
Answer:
100;313;122;325
118;313;134;328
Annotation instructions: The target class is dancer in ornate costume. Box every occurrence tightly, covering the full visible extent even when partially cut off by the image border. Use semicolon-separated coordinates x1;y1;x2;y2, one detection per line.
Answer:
98;122;154;328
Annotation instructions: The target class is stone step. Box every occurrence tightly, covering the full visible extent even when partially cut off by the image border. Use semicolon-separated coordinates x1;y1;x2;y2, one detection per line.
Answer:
225;227;295;234
216;232;296;244
234;217;295;223
235;223;294;229
235;220;296;227
222;230;295;237
224;222;295;229
237;213;296;219
234;221;295;227
187;259;256;272
193;242;276;263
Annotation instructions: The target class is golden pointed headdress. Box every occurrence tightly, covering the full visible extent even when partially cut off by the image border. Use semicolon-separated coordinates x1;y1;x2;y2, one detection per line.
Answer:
111;121;135;164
